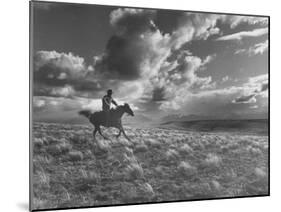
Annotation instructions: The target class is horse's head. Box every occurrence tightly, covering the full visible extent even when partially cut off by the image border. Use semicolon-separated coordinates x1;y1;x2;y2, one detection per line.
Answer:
123;103;134;116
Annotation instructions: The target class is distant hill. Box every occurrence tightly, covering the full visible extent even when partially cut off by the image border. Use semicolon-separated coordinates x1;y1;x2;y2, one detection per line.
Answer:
160;119;268;135
161;113;268;123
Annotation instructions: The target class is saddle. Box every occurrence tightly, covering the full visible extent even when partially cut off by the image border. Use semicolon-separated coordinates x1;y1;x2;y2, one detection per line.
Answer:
101;109;114;126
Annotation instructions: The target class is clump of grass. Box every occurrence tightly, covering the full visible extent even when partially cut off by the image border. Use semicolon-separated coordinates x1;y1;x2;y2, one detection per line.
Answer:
254;167;267;179
118;137;131;146
140;182;155;198
96;139;111;152
35;155;52;165
45;135;59;145
178;144;193;155
121;183;138;202
178;161;197;177
204;153;221;167
154;165;166;176
33;198;48;210
33;138;44;148
261;143;268;151
191;141;204;151
247;146;262;155
80;169;100;184
210;180;222;191
165;149;179;160
47;144;62;156
59;142;72;154
220;145;229;154
222;168;237;182
146;138;161;148
124;147;134;157
134;144;148;153
84;149;94;158
123;152;138;164
68;150;83;161
37;170;50;188
125;163;144;180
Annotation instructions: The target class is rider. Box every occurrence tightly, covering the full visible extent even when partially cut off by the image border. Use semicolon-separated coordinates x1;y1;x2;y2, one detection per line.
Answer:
102;89;118;127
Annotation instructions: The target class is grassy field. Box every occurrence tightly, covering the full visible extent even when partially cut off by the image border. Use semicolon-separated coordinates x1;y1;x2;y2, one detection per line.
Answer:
32;122;268;210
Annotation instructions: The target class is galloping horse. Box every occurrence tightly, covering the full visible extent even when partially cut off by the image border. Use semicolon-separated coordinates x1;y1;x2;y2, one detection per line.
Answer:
79;103;134;141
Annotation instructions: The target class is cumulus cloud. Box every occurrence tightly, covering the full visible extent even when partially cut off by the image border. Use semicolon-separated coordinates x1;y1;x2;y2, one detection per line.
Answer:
232;94;257;104
222;76;230;82
34;50;105;97
216;28;268;41
249;74;268;84
35;51;87;75
232;74;268;104
159;73;268;115
49;85;75;97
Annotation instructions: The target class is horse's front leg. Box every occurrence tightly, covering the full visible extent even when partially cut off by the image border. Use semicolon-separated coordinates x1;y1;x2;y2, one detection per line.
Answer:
115;122;122;138
97;126;110;140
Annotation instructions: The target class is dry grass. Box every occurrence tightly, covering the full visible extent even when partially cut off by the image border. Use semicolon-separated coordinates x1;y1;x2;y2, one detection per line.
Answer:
32;122;268;210
177;161;197;177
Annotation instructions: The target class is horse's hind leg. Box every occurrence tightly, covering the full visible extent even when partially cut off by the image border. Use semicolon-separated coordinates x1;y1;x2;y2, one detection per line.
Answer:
93;127;98;140
121;128;131;142
116;129;122;138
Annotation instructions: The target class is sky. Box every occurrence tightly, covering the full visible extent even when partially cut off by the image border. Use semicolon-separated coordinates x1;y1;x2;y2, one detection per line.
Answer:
31;1;269;123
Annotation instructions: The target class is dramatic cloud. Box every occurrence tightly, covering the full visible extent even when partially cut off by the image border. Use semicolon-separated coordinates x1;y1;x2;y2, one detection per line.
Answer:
152;87;167;102
95;9;223;81
33;7;269;122
260;83;268;92
216;28;268;41
159;86;243;115
170;13;221;49
220;15;268;29
109;8;157;35
95;9;169;80
235;40;268;56
92;8;221;110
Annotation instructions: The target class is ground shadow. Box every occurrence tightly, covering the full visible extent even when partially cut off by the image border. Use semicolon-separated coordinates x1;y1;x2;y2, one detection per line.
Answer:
16;202;29;211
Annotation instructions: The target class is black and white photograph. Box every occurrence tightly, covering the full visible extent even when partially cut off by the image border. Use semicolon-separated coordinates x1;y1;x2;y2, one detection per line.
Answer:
30;1;269;211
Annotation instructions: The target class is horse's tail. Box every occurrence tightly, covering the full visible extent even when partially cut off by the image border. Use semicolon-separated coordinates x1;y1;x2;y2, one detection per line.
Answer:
78;110;92;119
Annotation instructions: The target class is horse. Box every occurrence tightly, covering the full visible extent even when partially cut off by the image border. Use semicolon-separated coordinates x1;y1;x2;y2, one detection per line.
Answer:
78;103;134;141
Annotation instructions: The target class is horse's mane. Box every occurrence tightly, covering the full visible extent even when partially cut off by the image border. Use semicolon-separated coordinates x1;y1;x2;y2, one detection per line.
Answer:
111;105;124;112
